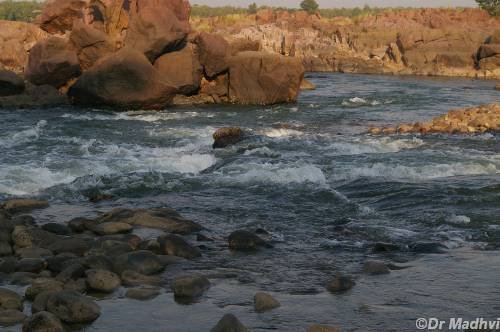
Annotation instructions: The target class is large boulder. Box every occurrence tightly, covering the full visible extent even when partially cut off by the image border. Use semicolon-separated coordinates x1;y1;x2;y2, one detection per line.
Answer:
158;234;201;259
36;0;87;34
46;291;101;324
68;48;176;109
0;82;68;109
85;269;121;293
22;311;65;332
69;21;114;70
478;44;500;60
228;51;304;105
25;37;81;88
0;20;48;73
195;32;230;78
153;43;202;95
0;70;25;96
113;250;164;275
124;6;189;62
135;0;191;21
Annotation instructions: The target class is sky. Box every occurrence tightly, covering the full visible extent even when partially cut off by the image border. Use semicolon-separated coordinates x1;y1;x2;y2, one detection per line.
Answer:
190;0;478;8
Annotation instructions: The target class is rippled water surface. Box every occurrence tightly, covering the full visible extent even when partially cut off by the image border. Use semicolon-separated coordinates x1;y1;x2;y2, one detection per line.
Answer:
1;73;499;331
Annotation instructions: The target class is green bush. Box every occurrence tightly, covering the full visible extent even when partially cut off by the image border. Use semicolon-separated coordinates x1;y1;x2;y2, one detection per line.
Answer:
475;0;499;16
0;0;44;22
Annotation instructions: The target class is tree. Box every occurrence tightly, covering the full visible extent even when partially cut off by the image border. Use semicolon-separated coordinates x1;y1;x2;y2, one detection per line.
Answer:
248;2;258;14
476;0;500;16
300;0;319;14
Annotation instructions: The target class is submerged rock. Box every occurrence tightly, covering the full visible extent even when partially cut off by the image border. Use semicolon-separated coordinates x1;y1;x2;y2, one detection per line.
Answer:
91;222;133;236
171;274;210;299
254;292;280;312
363;260;390;275
121;270;162;287
12;227;59;249
23;311;65;332
113;251;164;275
212;127;247;149
210;314;248;332
41;223;71;236
228;230;270;251
307;325;341;332
300;78;316;90
46;291;101;324
326;274;355;293
0;309;26;326
158;234;201;259
2;199;49;214
125;287;160;301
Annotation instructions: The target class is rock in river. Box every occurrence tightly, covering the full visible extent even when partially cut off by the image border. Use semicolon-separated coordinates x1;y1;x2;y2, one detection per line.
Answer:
0;309;26;326
85;269;121;293
125;287;160;301
2;199;49;214
326;274;355;293
0;287;23;310
0;70;25;96
210;314;248;332
113;251;165;275
228;230;270;251
23;311;65;332
363;260;390;275
254;292;280;312
171;274;210;299
158;234;201;259
46;291;101;324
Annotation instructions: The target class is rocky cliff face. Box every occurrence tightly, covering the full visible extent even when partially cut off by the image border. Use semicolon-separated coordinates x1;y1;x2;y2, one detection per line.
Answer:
198;8;500;79
0;0;304;109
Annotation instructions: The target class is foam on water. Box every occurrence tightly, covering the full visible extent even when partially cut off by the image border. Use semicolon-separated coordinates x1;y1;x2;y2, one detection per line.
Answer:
324;136;424;155
341;97;384;107
446;214;471;225
263;128;304;138
0;120;47;148
61;111;213;122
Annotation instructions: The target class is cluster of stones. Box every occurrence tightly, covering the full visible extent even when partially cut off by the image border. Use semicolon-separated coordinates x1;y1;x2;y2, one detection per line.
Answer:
0;198;352;331
369;104;500;135
0;0;305;109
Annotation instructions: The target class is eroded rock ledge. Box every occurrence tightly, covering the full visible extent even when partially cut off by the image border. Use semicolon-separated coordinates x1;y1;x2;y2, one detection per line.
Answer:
369;104;500;135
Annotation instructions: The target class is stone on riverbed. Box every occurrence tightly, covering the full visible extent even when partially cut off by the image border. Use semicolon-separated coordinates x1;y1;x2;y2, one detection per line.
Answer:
326;274;355;293
121;270;162;287
48;238;90;256
228;230;270;251
254;292;280;312
2;199;49;214
158;234;201;259
171;274;210;299
307;325;341;332
25;278;64;300
113;251;165;275
41;223;71;235
32;291;57;313
16;247;53;259
46;291;101;324
363;260;390;275
85;269;121;293
125;287;160;301
212;127;247;149
23;311;65;332
96;208;202;234
0;309;26;326
0;287;23;310
210;314;248;332
91;222;133;236
16;258;47;273
12;226;59;248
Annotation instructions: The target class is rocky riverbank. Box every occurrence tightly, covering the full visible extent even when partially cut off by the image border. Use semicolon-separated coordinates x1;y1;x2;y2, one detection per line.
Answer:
195;8;500;79
0;0;304;109
368;103;500;135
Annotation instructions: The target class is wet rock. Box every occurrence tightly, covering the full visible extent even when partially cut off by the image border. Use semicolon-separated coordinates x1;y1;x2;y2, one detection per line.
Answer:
69;21;114;70
23;311;65;332
196;234;214;242
158;234;201;259
121;270;162;287
16;258;47;273
228;51;304;105
409;242;447;254
32;291;57;313
16;247;53;259
113;251;165;275
0;82;69;109
91;222;133;236
171;274;210;299
138;239;161;254
88;240;133;257
10;272;38;285
48;238;90;256
41;223;71;236
46;291;101;324
67;217;91;233
99;234;142;249
326;274;355;293
47;253;78;273
2;199;49;214
307;325;341;332
228;230;269;251
254;292;280;312
210;314;248;332
68;48;177;110
25;278;64;300
195;32;230;78
0;70;25;96
212;127;247;149
11;215;35;227
496;83;500;91
25;37;81;88
83;255;113;272
373;242;400;253
125;6;189;62
96;208;202;234
0;257;17;274
0;288;23;310
0;309;26;326
363;260;390;275
56;263;85;283
300;78;316;90
88;193;114;203
85;269;121;293
154;43;202;95
125;287;160;301
12;226;59;249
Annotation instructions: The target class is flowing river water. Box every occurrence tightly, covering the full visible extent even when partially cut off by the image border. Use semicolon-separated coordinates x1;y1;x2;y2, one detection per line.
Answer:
1;73;499;331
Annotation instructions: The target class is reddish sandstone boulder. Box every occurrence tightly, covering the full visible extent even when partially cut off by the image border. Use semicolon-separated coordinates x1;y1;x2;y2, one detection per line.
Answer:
195;32;230;78
68;48;176;109
70;21;114;70
25;37;81;88
229;38;261;56
135;0;190;21
124;6;189;62
36;0;87;34
153;43;202;95
228;51;304;105
478;44;500;60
